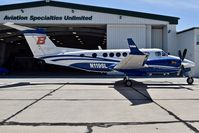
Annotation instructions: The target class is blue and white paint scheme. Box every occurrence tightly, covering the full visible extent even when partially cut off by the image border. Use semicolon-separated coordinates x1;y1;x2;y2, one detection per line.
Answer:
4;22;195;86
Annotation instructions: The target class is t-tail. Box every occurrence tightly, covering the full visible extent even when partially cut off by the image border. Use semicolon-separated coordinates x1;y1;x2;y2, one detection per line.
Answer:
127;38;145;55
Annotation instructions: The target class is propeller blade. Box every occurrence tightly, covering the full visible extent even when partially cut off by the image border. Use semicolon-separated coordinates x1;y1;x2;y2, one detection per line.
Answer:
178;50;182;60
182;49;187;61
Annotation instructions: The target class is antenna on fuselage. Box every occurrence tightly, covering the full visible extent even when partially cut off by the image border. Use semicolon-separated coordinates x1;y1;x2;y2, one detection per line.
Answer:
98;46;102;50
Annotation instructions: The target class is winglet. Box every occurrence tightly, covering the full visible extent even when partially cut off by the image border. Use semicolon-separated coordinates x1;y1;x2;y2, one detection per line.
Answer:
127;38;144;55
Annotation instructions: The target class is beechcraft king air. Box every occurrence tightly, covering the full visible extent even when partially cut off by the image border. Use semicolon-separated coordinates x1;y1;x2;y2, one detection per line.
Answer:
4;22;195;86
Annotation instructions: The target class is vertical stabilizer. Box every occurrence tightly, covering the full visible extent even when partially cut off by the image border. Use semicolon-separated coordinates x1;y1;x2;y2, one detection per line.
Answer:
4;22;60;58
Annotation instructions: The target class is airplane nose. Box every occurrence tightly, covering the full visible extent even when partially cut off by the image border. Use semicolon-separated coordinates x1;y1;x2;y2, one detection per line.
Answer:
182;59;195;68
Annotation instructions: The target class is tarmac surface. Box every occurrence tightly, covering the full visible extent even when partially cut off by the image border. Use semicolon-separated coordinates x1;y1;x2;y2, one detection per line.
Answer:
0;77;199;133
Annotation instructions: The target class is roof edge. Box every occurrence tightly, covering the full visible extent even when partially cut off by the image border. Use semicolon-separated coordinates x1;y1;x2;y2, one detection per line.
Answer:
0;0;179;24
177;27;199;34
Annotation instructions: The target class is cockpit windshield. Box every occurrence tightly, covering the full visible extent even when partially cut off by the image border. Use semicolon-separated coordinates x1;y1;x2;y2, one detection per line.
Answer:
162;51;168;56
155;50;168;57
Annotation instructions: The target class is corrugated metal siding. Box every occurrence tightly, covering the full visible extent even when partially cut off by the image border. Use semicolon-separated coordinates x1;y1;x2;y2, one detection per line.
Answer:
151;28;163;49
177;30;195;76
194;30;199;77
0;6;169;25
107;25;146;49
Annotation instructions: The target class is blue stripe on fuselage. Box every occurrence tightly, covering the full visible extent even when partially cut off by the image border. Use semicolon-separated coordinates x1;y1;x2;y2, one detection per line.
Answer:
41;55;120;63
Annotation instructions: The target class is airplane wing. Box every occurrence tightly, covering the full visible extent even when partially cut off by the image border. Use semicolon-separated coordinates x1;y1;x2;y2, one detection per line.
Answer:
114;54;147;69
114;38;147;70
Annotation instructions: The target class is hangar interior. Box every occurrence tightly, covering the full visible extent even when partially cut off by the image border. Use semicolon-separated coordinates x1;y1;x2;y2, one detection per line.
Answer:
0;0;182;75
0;24;107;73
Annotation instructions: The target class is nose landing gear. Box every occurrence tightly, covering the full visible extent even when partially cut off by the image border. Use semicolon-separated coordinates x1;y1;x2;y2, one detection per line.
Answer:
187;77;194;85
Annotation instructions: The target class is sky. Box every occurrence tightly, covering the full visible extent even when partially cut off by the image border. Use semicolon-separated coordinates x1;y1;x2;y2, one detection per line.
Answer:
0;0;198;31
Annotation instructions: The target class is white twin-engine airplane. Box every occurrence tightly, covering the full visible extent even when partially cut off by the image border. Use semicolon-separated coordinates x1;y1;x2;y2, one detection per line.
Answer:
4;22;195;86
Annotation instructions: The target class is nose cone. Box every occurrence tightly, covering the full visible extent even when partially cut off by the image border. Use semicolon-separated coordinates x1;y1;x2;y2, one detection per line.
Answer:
182;59;195;68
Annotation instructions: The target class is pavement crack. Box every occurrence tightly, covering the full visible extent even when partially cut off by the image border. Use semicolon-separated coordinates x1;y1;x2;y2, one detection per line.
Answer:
1;83;67;123
131;86;199;133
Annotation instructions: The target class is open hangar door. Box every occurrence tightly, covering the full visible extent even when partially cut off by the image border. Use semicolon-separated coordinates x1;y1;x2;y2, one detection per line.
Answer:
0;24;107;74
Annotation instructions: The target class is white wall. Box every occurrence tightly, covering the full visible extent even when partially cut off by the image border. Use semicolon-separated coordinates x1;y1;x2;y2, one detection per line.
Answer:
167;25;177;55
194;29;199;77
177;30;195;76
0;6;169;25
107;25;146;49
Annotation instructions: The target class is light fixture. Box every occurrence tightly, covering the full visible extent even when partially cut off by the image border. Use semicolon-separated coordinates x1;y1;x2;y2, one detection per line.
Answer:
17;42;21;45
57;41;60;43
21;9;24;13
0;38;4;41
52;38;56;40
75;35;79;38
18;36;22;38
78;38;81;41
72;32;77;35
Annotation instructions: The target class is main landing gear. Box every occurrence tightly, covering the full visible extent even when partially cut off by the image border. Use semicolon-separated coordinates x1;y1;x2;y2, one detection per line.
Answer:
123;76;133;87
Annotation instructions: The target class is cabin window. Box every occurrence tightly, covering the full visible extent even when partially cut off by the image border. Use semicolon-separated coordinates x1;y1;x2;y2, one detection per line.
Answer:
92;53;97;58
155;52;161;57
144;52;150;55
116;52;121;57
122;52;127;57
103;53;108;57
80;54;85;57
197;35;199;45
109;53;114;57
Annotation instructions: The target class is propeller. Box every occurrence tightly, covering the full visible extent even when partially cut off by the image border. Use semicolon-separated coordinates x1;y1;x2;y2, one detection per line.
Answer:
177;49;187;76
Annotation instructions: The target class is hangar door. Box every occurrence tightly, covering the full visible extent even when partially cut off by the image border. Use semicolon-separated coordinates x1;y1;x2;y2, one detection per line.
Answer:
107;25;146;49
151;27;163;49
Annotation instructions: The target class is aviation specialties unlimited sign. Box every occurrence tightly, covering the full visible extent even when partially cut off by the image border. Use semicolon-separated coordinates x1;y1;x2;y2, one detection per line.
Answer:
3;15;93;21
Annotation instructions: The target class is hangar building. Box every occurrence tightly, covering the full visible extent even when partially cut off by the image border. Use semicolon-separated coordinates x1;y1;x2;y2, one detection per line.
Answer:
177;28;199;77
0;0;186;75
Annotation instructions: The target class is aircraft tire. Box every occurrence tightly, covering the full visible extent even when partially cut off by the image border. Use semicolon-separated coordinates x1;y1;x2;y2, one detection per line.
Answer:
125;80;132;87
187;77;194;85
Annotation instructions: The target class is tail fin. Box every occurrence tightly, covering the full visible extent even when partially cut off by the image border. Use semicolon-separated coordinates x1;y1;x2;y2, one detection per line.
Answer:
4;22;60;58
127;38;144;55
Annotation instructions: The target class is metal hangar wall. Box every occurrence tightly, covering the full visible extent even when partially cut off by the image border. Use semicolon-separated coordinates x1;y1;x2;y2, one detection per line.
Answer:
0;1;179;73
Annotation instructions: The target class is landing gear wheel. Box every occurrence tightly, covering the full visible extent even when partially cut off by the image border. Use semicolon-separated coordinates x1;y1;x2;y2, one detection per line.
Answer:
125;80;132;87
187;77;194;85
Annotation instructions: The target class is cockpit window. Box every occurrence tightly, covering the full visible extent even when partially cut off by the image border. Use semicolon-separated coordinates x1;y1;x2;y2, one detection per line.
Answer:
155;52;161;57
162;51;168;56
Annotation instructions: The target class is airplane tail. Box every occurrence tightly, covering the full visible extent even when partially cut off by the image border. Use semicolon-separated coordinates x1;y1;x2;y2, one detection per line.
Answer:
4;22;61;58
127;38;145;55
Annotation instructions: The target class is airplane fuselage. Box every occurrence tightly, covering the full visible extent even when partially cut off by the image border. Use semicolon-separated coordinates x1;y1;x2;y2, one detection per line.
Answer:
40;48;194;76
